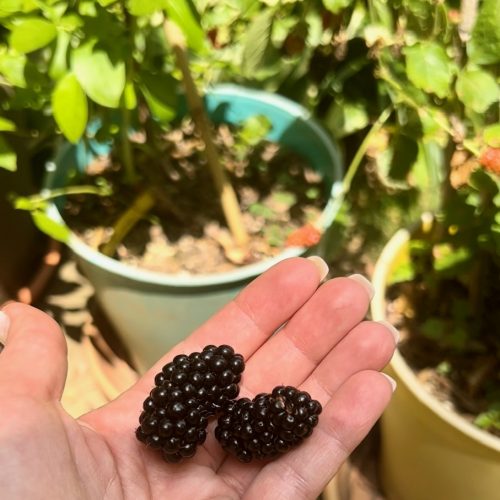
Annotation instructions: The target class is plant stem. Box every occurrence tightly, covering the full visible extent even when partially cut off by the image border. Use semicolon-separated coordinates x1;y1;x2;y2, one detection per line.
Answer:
121;1;137;184
342;105;393;195
121;102;136;184
163;19;250;248
101;189;155;257
15;185;112;210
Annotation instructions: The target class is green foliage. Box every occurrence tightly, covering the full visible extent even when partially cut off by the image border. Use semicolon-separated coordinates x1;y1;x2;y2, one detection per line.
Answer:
456;68;499;114
405;42;456;98
0;136;16;171
468;0;500;65
71;40;126;109
52;73;88;143
9;18;57;54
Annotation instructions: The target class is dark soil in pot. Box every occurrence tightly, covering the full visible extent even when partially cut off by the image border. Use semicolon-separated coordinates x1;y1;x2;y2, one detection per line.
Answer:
386;258;500;438
61;119;328;274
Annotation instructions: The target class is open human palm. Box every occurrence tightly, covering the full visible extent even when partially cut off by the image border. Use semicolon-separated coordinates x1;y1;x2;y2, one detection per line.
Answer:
0;257;397;499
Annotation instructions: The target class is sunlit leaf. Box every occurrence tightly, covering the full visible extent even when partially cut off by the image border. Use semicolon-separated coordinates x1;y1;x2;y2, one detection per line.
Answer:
456;68;499;113
242;9;273;77
128;0;166;16
322;0;353;14
325;100;369;138
405;42;456;98
0;50;26;87
72;40;125;108
0;116;16;132
9;18;57;54
484;124;500;148
140;71;178;122
52;72;88;143
31;211;70;242
468;0;500;65
0;135;16;171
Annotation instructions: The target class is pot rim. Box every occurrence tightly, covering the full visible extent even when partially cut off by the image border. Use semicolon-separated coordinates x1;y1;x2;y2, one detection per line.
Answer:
45;85;343;288
371;212;500;453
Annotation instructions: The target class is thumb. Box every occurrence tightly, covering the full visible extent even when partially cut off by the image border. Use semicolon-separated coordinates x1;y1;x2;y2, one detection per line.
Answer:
0;303;68;401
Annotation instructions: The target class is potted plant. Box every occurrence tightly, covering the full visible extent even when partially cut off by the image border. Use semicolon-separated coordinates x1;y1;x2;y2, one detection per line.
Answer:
1;2;343;372
367;1;500;499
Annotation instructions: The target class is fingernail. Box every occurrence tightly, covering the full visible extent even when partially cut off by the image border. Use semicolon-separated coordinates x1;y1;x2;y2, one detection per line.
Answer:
382;373;397;392
307;256;329;281
0;310;11;345
347;274;375;300
378;320;400;344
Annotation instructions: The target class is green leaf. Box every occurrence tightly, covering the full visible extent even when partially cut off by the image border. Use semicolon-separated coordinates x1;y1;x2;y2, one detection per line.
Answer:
249;203;275;220
325;100;369;138
322;0;353;14
52;72;88;143
433;245;471;273
0;50;26;87
165;0;205;53
140;71;178;122
468;0;500;65
123;81;137;110
0;116;16;132
58;14;84;32
475;408;500;431
456;68;499;113
31;211;70;242
0;0;24;17
71;40;126;108
405;42;456;98
128;0;166;16
238;115;272;146
484;124;500;148
0;135;16;171
241;9;274;77
9;18;57;54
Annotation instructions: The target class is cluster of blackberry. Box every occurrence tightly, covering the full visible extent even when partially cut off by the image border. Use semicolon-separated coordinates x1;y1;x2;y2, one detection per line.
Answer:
136;345;321;463
136;345;244;463
214;386;322;462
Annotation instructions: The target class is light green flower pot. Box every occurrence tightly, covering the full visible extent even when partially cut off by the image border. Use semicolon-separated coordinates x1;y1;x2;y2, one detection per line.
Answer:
371;215;500;500
45;85;343;373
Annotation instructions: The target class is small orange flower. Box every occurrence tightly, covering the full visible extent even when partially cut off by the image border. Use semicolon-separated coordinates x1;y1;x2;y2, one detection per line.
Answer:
285;224;322;248
479;148;500;176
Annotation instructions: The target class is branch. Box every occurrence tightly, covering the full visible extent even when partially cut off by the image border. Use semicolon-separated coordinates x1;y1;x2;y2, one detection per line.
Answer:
163;19;249;248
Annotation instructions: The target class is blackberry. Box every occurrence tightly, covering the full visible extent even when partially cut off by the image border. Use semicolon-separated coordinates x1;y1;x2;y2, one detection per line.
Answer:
214;386;322;462
136;345;245;462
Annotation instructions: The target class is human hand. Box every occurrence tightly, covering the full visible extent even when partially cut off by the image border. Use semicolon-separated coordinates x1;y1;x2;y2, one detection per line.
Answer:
0;257;397;499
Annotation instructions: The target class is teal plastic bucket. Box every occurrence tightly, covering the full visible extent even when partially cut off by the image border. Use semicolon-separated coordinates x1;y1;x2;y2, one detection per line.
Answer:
45;85;343;373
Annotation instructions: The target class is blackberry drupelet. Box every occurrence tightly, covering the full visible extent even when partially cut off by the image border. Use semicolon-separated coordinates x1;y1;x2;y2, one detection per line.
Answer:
136;344;245;462
214;385;322;462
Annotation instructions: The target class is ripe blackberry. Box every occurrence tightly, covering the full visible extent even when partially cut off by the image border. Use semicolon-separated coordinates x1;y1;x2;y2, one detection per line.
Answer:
214;385;322;462
136;344;245;462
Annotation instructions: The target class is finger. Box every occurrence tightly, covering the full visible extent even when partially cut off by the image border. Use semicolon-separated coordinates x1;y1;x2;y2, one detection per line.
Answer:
0;303;67;401
243;371;395;500
117;257;324;398
301;320;398;397
237;276;374;392
217;320;396;486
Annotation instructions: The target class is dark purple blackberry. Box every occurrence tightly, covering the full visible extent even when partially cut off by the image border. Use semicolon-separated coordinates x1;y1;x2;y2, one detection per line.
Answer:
214;386;322;462
136;344;245;462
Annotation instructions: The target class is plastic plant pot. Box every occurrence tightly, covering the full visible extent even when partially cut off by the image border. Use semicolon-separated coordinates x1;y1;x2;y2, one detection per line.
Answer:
44;84;343;373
